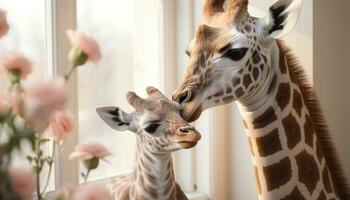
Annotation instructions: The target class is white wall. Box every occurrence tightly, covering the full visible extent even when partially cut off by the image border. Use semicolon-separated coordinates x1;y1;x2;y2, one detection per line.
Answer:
314;0;350;182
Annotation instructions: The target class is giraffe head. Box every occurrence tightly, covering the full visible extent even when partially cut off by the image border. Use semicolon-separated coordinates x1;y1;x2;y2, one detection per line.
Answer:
97;87;201;153
172;0;303;122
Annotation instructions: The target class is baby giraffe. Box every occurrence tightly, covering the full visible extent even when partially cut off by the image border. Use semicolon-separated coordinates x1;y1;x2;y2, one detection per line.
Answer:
96;87;201;200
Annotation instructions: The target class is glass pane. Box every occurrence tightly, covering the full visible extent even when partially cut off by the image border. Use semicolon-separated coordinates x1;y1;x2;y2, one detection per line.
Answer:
77;0;164;181
0;0;53;191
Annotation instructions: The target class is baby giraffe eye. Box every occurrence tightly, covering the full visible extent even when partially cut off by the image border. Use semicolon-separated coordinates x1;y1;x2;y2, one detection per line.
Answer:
224;48;248;61
144;123;160;134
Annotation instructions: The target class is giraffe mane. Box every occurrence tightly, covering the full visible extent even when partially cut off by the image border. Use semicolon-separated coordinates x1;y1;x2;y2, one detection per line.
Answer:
277;40;350;199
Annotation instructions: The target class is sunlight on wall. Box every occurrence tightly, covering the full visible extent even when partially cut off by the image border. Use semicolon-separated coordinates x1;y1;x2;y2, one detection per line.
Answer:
77;0;163;181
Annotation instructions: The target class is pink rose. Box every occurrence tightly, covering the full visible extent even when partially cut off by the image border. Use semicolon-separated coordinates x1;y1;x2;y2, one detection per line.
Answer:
48;110;75;145
22;78;67;128
8;167;37;199
0;9;9;38
69;142;111;160
0;95;11;113
0;91;19;115
66;30;102;63
72;183;113;200
1;52;32;80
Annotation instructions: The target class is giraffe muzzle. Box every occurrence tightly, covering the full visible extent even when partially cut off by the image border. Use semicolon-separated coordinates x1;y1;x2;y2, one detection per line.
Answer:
175;127;201;149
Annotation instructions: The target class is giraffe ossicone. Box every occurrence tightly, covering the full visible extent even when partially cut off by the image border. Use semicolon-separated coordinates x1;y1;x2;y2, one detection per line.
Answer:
97;86;201;200
173;0;349;199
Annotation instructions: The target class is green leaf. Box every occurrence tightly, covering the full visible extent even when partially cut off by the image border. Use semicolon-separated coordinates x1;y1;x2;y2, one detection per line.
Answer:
8;69;21;85
26;156;33;163
36;166;42;173
45;157;54;165
54;196;66;200
39;138;50;144
38;150;43;157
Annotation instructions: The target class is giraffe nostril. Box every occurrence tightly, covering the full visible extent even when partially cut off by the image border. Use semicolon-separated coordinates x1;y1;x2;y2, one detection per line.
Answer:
178;90;191;104
179;126;193;133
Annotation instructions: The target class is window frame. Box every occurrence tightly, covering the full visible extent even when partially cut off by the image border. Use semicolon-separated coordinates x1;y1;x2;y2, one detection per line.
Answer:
46;0;210;199
45;0;79;188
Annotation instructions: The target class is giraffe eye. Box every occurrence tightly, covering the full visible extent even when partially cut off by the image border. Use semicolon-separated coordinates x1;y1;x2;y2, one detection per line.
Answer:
224;48;248;61
144;123;160;134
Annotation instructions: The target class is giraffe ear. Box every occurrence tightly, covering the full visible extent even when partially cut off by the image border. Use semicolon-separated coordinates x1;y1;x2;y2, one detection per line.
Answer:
263;0;303;39
96;106;133;132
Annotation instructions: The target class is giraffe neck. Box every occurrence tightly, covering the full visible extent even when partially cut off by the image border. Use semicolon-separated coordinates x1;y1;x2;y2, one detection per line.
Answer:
237;42;339;200
132;136;177;199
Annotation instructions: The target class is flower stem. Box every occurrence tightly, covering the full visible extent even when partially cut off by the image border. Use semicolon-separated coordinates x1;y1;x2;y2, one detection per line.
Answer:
83;169;91;184
64;65;76;81
35;135;42;200
41;142;56;198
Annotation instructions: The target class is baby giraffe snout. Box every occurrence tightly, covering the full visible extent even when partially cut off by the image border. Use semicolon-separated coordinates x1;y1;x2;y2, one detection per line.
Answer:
175;126;201;149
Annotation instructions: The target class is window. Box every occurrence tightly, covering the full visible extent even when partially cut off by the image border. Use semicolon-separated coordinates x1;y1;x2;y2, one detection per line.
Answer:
77;0;164;181
0;0;55;191
0;0;46;84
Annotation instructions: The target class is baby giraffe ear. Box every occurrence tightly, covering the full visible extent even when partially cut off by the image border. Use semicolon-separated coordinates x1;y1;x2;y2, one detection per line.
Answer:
96;106;133;132
264;0;303;39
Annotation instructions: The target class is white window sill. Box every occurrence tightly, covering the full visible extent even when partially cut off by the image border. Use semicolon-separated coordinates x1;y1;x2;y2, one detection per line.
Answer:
187;192;210;200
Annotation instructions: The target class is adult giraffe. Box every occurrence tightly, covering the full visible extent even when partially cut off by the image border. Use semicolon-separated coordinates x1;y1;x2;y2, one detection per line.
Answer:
172;0;350;199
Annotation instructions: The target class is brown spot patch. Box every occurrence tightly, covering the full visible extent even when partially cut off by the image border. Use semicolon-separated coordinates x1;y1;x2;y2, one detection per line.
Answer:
252;107;277;129
317;190;327;200
316;140;324;163
260;64;265;71
254;166;262;194
214;89;224;97
276;83;291;111
281;187;306;200
252;67;259;81
232;78;241;86
226;87;232;94
252;51;261;64
243;74;252;89
322;166;333;194
296;150;320;194
282;114;301;149
293;90;303;117
235;87;244;98
223;95;234;103
304;114;315;148
256;128;282;157
263;157;292;191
